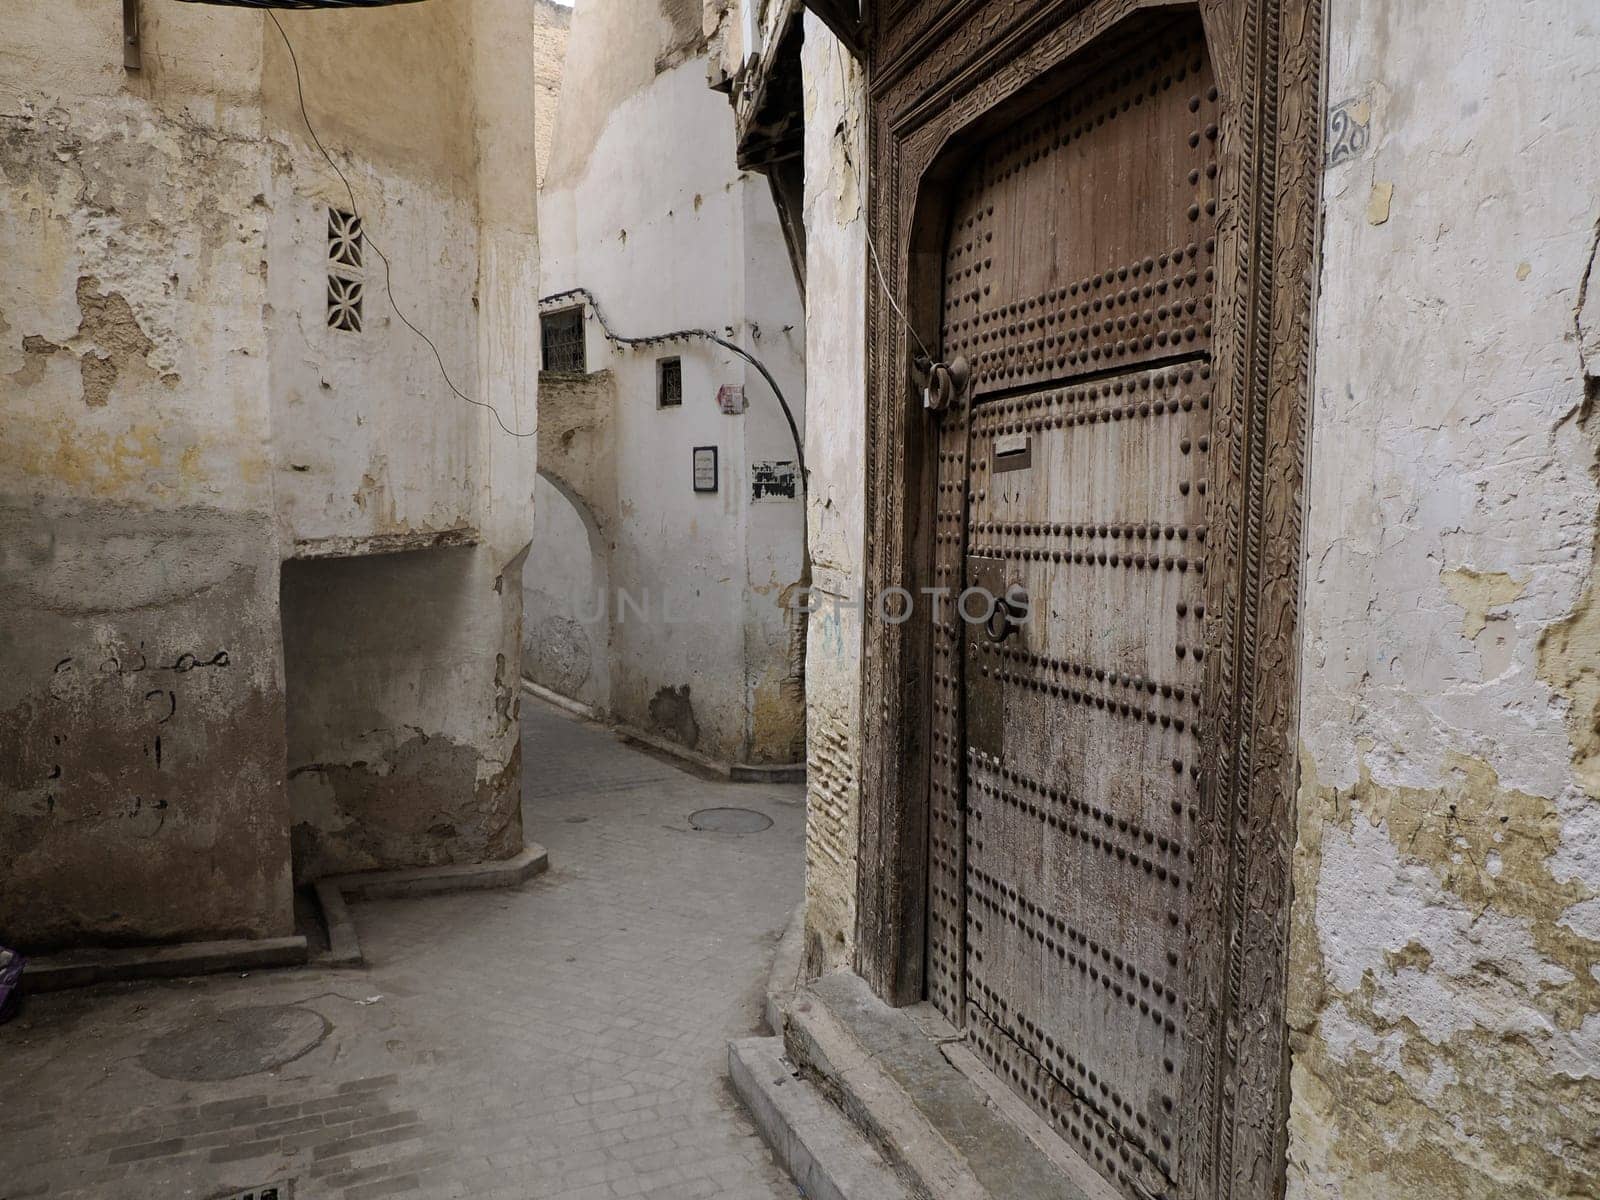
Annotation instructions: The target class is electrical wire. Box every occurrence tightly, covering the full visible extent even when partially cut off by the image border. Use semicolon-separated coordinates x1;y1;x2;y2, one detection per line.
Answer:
864;222;932;364
269;12;535;439
539;286;806;486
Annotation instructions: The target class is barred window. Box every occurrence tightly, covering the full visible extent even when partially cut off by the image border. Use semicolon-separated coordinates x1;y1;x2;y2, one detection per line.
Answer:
658;357;682;408
541;308;586;373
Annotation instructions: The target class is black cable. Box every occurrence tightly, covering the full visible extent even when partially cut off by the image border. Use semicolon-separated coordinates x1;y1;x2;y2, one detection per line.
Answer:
269;12;535;439
538;287;806;484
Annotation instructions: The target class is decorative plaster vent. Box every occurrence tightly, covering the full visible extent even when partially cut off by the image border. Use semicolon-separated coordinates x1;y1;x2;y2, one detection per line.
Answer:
541;307;586;373
328;208;364;271
327;275;364;333
658;356;682;408
326;207;365;333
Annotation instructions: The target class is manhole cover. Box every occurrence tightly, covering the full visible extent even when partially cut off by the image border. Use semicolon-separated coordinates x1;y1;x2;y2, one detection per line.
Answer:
139;1005;330;1082
689;807;773;833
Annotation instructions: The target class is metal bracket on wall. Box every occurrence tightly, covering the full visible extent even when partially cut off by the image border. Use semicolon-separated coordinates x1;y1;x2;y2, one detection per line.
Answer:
123;0;142;71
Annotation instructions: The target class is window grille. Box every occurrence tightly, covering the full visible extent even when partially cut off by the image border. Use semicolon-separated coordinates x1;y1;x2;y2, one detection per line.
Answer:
658;357;683;408
541;308;586;373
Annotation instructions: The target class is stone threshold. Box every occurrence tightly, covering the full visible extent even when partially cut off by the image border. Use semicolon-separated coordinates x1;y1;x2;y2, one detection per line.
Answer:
734;969;1119;1200
522;679;806;784
312;844;550;967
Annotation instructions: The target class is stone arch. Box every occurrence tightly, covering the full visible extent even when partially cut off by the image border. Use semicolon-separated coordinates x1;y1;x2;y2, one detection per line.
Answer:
522;466;613;713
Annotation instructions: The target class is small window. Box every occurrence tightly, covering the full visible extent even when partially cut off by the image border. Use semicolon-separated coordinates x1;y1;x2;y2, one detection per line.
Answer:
657;357;682;408
541;308;586;373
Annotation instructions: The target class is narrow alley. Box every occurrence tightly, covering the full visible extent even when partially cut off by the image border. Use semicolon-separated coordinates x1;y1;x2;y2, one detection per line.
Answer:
0;700;803;1200
4;3;1599;1199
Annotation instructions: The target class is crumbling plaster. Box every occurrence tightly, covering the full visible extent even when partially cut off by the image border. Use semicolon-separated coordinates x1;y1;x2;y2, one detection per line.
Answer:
795;12;866;977
1;0;537;945
1;1;288;949
1289;3;1600;1196
274;0;539;880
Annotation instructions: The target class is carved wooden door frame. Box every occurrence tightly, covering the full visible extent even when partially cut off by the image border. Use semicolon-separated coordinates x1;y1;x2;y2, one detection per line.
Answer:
852;3;1324;1200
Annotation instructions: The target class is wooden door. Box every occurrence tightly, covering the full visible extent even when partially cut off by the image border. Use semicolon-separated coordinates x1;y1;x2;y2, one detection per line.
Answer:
929;19;1220;1200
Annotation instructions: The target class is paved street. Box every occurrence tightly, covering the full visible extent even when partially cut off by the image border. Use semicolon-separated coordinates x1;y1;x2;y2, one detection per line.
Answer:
0;698;804;1200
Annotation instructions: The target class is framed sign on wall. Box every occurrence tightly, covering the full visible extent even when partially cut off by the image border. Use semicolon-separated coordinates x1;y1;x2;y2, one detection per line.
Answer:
692;446;719;494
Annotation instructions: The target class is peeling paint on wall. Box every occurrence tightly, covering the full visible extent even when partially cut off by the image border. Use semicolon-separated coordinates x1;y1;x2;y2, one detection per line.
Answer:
1290;3;1600;1196
794;11;866;977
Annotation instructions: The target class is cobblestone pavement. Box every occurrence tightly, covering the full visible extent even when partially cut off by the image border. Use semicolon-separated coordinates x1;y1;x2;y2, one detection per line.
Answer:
0;698;805;1200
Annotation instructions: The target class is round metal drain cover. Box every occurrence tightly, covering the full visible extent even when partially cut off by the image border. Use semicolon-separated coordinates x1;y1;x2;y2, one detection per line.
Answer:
139;1005;330;1082
689;807;773;833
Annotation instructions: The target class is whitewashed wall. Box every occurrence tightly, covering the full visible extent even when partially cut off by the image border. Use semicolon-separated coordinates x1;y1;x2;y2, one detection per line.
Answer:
532;0;807;767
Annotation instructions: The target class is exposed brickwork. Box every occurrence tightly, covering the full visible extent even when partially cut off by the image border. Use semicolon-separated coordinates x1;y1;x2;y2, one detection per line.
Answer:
0;701;803;1199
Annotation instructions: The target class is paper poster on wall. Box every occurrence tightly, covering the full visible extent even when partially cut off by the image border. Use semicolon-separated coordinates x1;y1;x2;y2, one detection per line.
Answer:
751;460;797;502
717;385;747;415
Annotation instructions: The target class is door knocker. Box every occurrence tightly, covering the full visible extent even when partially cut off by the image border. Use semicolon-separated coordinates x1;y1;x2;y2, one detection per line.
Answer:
915;355;971;413
985;582;1031;643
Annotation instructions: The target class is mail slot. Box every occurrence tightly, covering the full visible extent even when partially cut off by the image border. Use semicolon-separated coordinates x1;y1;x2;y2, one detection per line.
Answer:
993;433;1032;473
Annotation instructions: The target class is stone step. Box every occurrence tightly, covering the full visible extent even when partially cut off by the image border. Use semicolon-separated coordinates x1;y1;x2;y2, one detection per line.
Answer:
728;1036;913;1200
779;971;1119;1200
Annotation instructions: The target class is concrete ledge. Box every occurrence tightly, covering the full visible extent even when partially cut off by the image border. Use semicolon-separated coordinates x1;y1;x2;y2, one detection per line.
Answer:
524;679;805;784
312;845;549;967
730;761;807;784
22;936;308;994
730;1037;912;1200
325;845;549;901
764;904;807;1036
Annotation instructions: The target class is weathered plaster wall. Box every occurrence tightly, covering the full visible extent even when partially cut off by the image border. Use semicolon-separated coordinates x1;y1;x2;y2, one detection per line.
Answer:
543;0;708;194
0;1;292;950
534;0;572;188
524;473;612;712
1288;3;1600;1195
263;2;481;557
525;369;617;712
271;0;538;879
535;0;806;767
1;0;537;941
796;13;866;977
281;546;523;882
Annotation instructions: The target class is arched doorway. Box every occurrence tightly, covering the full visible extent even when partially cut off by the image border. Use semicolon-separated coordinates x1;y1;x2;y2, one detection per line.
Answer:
523;469;612;715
